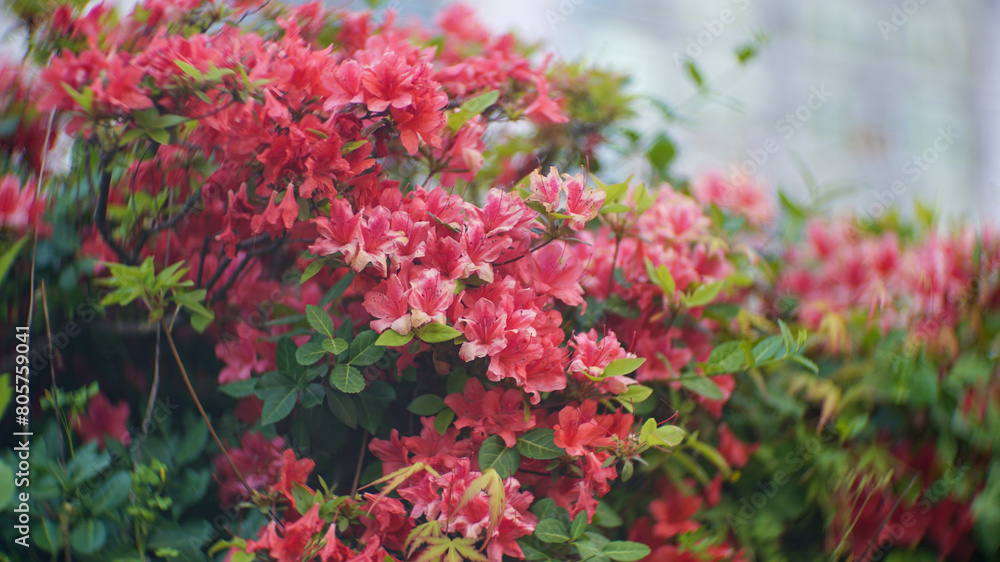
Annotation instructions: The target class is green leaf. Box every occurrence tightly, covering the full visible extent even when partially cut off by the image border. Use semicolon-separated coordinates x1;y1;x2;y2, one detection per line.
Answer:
296;341;327;366
752;336;784;364
684;60;704;88
376;330;414;347
34;518;63;553
599;203;631;214
603;540;651;561
685;281;724;308
448;90;500;131
533;519;570;543
648;425;685;448
614;385;653;412
0;459;13;511
570;511;587;540
705;341;747;375
478;435;521;479
790;354;819;374
646;133;677;175
70;519;107;555
300;383;325;408
260;388;298;425
356;381;395;433
349;330;384;366
602;357;646;379
0;235;29;289
416;322;462;343
330;364;365;393
408;394;446;416
175;420;209;466
300;261;324;284
434;407;456;435
306;304;337;340
148;128;170;145
219;378;257;398
324;337;349;355
275;336;300;375
655;265;675;295
680;376;724;400
88;472;131;515
325;388;358;429
516;429;564;460
174;60;204;81
319;270;356;307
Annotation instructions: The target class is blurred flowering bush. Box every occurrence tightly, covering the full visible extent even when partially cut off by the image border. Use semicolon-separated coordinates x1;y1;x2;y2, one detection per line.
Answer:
0;0;997;561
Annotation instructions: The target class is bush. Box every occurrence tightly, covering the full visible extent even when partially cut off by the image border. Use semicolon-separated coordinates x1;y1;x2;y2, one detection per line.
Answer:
0;1;997;561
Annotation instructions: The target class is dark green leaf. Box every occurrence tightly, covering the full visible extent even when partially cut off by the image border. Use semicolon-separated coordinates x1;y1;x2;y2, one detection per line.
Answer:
219;378;257;398
319;270;356;307
325;388;358;429
306;304;337;340
516;429;564;460
260;388;298;425
70;519;107;555
349;330;384;366
680;376;724;400
533;519;570;543
330;364;365;394
276;336;300;375
408;394;446;416
88;472;131;515
478;435;520;479
296;341;327;366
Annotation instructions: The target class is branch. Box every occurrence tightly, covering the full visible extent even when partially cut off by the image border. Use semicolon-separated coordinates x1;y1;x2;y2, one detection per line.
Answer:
93;153;134;265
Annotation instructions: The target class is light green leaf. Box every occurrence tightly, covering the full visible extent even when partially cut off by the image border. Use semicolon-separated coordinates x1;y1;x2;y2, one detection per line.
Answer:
434;407;456;435
685;281;724;308
376;330;414;347
416;322;462;343
604;540;651;561
603;357;646;379
680;376;725;400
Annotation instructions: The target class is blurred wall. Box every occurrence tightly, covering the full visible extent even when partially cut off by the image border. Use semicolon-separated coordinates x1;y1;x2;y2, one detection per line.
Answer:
397;0;1000;227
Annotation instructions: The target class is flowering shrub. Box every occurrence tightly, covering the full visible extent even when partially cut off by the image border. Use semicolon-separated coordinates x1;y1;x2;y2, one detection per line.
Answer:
0;1;998;561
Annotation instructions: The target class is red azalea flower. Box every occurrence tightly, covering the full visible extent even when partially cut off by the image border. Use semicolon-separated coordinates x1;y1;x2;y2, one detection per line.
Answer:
72;393;132;449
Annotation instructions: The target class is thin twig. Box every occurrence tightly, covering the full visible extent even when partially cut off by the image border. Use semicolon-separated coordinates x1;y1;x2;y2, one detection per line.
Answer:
859;475;918;561
159;318;254;498
351;432;369;497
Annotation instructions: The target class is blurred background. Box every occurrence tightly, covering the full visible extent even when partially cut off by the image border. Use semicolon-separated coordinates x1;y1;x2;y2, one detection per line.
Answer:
3;0;998;225
363;0;1000;228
